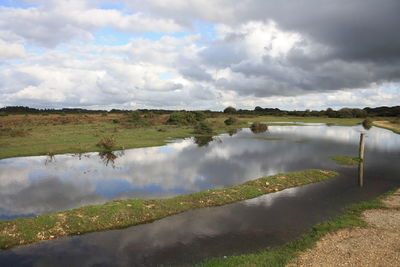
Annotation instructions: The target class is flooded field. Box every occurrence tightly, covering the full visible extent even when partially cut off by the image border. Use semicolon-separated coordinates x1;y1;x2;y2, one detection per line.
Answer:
0;124;399;266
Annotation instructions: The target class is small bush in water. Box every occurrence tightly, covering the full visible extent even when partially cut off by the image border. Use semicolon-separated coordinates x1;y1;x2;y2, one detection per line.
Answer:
250;122;268;133
362;118;373;130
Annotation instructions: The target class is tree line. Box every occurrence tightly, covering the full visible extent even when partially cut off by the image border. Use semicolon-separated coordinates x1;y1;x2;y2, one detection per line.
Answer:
1;105;399;118
223;106;400;118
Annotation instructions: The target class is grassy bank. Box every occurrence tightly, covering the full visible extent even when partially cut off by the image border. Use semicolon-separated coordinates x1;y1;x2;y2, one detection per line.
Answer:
330;156;361;166
0;114;363;159
197;189;396;267
0;169;337;249
0;113;245;159
373;120;400;134
209;115;363;126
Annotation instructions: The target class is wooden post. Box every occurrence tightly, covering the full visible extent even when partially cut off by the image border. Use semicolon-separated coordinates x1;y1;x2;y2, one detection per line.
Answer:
358;133;365;187
359;133;365;160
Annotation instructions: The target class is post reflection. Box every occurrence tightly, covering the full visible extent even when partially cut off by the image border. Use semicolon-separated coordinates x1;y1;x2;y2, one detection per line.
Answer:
358;160;364;187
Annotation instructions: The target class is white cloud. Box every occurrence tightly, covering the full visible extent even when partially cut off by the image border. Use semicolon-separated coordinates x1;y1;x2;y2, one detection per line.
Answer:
0;39;26;58
0;4;183;48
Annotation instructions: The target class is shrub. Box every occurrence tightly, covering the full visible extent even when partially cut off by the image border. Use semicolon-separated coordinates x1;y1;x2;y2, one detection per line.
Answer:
194;122;213;135
224;117;237;125
126;111;151;127
0;112;8;116
250;122;268;133
167;111;197;125
144;112;155;119
193;111;207;121
97;136;117;151
112;119;120;124
362;118;373;130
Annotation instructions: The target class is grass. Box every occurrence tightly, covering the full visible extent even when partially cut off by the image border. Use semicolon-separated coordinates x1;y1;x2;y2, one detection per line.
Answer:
330;156;361;166
0;114;366;159
0;169;337;249
197;189;396;267
0;114;243;159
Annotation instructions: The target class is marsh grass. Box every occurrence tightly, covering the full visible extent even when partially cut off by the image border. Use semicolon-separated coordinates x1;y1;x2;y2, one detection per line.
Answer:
0;169;337;249
330;156;361;166
0;127;31;137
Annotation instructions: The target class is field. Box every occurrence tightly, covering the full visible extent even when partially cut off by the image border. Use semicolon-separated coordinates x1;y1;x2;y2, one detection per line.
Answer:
0;113;367;159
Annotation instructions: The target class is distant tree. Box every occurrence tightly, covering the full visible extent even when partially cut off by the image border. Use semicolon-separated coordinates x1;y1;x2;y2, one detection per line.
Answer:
254;106;263;112
352;108;368;118
337;108;353;118
326;108;336;118
223;106;237;114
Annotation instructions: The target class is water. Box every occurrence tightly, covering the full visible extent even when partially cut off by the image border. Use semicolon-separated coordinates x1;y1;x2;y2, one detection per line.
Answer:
0;124;399;266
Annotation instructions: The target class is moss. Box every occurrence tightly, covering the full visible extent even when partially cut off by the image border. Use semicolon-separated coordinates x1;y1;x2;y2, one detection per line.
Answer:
0;169;337;249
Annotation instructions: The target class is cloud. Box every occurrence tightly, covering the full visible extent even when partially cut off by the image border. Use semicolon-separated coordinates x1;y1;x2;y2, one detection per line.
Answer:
0;39;26;59
0;0;399;110
0;3;183;48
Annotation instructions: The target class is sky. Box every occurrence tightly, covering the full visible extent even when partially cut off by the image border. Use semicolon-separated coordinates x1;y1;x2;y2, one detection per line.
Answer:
0;0;399;111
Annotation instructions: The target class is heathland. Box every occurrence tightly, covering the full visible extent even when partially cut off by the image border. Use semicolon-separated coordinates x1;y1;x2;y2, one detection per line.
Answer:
0;111;378;159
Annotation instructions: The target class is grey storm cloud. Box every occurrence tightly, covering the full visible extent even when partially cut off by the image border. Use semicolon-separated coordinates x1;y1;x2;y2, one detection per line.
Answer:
130;0;400;97
248;0;400;62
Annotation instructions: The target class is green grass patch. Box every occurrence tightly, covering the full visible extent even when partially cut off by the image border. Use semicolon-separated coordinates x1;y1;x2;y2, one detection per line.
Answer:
330;156;361;166
197;189;395;267
0;169;337;249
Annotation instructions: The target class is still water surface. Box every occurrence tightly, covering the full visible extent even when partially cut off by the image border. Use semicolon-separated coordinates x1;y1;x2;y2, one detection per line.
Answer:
0;124;399;266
